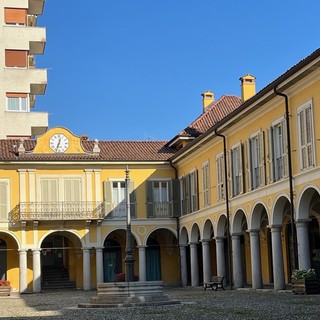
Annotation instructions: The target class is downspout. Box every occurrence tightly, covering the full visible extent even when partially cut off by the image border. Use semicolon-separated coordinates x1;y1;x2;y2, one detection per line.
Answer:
215;130;233;290
170;161;182;286
273;86;297;272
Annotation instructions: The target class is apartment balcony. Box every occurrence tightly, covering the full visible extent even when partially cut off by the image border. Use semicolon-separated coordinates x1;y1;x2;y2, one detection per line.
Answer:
4;68;47;95
11;202;105;224
3;26;46;55
28;0;45;15
4;111;48;137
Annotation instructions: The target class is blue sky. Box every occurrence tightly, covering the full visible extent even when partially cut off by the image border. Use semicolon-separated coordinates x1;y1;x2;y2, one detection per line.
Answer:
36;1;319;141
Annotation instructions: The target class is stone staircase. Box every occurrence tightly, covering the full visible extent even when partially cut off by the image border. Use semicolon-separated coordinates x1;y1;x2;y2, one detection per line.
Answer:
42;266;76;291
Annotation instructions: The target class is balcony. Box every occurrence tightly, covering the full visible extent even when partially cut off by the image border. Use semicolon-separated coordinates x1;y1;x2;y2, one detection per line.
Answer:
12;201;105;223
3;26;46;55
4;68;47;95
4;111;48;138
28;0;45;15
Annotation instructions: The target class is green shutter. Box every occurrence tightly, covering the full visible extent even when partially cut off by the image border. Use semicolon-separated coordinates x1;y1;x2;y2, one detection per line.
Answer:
169;179;180;217
146;181;154;217
267;127;274;183
258;131;266;187
129;181;136;218
103;181;113;217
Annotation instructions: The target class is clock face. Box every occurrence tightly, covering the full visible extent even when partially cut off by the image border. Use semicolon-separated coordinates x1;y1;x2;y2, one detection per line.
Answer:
49;134;69;153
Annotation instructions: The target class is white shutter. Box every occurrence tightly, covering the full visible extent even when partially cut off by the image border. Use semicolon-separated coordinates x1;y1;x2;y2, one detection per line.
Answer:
267;128;274;183
258;131;265;186
245;139;251;192
0;181;9;220
239;143;244;194
281;120;288;178
64;179;81;201
41;179;58;202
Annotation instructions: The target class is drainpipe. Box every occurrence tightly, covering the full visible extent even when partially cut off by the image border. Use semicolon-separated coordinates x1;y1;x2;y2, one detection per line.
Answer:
170;161;182;286
273;86;297;272
215;130;233;290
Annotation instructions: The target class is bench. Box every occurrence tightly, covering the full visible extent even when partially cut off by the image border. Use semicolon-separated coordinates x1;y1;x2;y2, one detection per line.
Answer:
203;276;225;291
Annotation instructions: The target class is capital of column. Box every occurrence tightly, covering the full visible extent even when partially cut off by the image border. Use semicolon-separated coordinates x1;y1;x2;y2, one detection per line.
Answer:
81;247;91;253
18;249;27;255
295;219;309;228
188;242;199;247
137;245;147;249
214;237;225;243
32;248;42;253
200;238;212;243
179;243;188;248
268;225;283;232
247;229;260;235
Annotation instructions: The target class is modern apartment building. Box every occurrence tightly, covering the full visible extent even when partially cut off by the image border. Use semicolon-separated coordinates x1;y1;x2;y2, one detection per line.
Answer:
0;0;47;139
0;4;320;294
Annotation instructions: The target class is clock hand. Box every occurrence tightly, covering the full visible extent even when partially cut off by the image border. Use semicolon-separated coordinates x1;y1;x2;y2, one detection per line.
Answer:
55;138;61;151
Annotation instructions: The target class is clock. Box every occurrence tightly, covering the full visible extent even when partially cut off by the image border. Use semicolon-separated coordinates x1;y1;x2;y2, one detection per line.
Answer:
50;134;69;153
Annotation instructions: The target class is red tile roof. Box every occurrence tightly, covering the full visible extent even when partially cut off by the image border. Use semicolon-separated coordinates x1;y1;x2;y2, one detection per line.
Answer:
0;140;177;162
179;95;242;137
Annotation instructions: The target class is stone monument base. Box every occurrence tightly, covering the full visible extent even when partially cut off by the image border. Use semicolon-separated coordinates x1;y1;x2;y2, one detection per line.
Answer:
78;281;180;308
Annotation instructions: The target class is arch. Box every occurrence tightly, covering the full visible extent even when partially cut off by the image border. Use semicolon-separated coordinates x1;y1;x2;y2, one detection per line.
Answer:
144;226;177;245
190;223;200;242
297;186;320;221
231;209;248;234
203;218;214;240
0;230;21;249
271;194;290;226
216;213;227;237
250;202;269;230
38;229;83;248
103;227;141;246
180;227;189;245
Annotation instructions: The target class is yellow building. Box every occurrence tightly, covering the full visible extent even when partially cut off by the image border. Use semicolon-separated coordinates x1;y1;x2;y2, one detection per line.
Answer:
1;3;320;293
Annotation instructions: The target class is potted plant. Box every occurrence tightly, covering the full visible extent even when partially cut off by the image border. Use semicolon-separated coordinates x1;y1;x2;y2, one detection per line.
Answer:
291;269;319;295
0;280;11;296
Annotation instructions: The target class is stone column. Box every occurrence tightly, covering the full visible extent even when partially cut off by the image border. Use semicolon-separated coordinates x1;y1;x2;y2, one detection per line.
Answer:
82;248;91;290
215;237;226;279
95;247;104;284
32;249;41;293
249;229;263;289
296;220;311;270
231;234;243;288
189;242;199;286
18;249;28;293
270;225;285;290
202;240;211;284
179;245;188;286
138;245;147;282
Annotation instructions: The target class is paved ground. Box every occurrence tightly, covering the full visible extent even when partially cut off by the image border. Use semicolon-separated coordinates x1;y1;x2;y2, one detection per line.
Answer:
1;287;320;319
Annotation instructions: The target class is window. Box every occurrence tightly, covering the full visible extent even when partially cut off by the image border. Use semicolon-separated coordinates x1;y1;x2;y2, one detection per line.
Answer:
180;170;199;215
190;170;199;212
104;180;136;218
247;132;265;190
4;8;27;25
298;100;315;170
230;143;243;197
0;180;10;221
146;179;180;218
6;93;29;111
5;50;27;68
216;153;225;201
202;161;210;207
268;119;288;182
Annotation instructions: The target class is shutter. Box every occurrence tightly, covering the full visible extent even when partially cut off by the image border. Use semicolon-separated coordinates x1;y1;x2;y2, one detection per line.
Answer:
206;162;211;205
41;179;58;202
5;50;27;67
4;8;27;24
181;176;187;215
129;181;136;218
244;139;251;192
103;181;113;217
0;181;8;220
228;150;233;198
185;174;190;214
267;128;274;183
282;120;289;178
194;170;199;211
259;131;266;186
169;179;181;217
64;179;81;202
146;181;154;217
239;143;244;194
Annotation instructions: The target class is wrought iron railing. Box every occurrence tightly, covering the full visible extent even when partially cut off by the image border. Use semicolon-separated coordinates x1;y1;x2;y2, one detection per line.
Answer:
15;201;105;221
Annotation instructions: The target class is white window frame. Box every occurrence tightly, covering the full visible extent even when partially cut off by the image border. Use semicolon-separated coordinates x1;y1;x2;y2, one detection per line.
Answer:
216;153;225;201
0;179;10;221
297;99;315;171
202;160;210;207
6;95;29;112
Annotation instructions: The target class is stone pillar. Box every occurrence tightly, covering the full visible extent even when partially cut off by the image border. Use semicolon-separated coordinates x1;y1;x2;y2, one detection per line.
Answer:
95;247;104;284
82;248;91;290
270;225;285;290
202;240;211;284
138;245;147;281
180;245;188;286
189;242;199;286
18;249;28;293
249;230;263;289
215;237;226;279
32;249;41;293
296;220;311;270
231;234;243;288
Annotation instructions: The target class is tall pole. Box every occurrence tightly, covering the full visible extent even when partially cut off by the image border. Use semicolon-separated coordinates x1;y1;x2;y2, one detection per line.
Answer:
125;166;135;282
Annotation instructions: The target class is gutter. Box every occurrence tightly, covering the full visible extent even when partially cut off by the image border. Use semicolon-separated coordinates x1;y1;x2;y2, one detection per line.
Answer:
215;130;233;289
273;86;297;272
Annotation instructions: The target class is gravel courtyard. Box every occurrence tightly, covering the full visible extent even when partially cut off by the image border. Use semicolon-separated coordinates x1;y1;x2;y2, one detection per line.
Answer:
1;287;320;320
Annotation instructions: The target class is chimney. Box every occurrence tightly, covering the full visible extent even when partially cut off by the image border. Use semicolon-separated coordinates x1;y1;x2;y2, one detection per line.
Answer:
201;90;214;113
240;74;256;101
